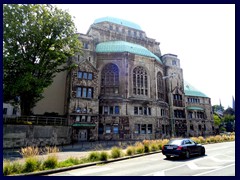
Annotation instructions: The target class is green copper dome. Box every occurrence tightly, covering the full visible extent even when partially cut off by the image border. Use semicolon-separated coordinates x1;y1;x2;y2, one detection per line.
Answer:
96;41;162;63
93;16;142;31
184;81;208;98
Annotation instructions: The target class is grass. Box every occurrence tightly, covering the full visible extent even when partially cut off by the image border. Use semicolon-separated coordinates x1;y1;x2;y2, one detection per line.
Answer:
23;157;42;173
135;142;145;154
110;147;123;158
58;157;81;167
99;151;109;161
3;134;235;176
42;155;58;170
126;146;135;156
88;152;101;162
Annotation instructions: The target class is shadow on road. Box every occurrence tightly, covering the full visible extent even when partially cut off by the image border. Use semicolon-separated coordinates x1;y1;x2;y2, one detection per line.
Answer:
163;154;207;162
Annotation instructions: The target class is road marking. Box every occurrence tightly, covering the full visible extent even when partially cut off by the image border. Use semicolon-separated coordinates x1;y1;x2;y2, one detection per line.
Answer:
187;162;222;170
143;164;186;176
209;156;234;162
153;171;165;176
69;167;112;176
193;163;235;176
207;146;230;151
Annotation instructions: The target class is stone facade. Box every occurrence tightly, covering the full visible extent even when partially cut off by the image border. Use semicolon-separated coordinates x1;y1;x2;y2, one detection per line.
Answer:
65;17;214;141
32;17;214;142
3;125;71;148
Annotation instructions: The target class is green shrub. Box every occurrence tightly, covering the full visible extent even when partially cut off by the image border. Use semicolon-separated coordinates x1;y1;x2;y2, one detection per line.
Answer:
24;157;41;173
198;136;205;144
191;137;200;144
111;147;122;158
150;144;158;151
3;160;12;176
230;135;235;141
144;144;150;153
58;157;81;168
135;142;144;154
162;139;169;146
11;161;24;174
43;155;58;170
3;160;25;176
99;151;108;161
126;146;135;156
88;151;101;162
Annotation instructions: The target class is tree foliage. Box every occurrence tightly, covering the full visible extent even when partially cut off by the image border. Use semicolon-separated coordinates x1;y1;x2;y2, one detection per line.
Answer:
223;107;235;116
222;114;235;123
3;4;82;115
212;105;224;112
213;114;221;126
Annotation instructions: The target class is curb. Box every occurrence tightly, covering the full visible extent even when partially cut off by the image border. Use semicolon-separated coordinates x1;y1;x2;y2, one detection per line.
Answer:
12;150;162;176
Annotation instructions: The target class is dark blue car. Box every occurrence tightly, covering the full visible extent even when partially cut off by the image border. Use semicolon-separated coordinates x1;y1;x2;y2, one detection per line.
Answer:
162;138;205;159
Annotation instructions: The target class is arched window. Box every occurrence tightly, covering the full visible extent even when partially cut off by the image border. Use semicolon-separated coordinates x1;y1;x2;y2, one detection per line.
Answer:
133;66;148;96
101;63;119;94
157;72;164;100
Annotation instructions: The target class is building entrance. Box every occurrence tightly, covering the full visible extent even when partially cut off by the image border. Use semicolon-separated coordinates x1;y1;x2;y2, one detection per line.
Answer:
78;130;87;141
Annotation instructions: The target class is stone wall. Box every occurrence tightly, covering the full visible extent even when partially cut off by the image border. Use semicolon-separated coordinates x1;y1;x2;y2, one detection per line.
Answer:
3;125;71;148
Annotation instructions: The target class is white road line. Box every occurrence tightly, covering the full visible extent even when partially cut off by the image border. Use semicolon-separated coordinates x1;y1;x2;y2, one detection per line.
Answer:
206;146;230;151
193;163;235;176
69;167;112;176
187;162;222;170
209;156;234;162
153;171;165;176
142;164;186;176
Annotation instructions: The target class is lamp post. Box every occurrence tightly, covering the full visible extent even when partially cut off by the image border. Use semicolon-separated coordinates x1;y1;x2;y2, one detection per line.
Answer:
163;73;176;137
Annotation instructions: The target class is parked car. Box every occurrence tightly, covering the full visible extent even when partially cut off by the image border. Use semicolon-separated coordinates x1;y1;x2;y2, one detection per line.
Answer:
162;138;205;159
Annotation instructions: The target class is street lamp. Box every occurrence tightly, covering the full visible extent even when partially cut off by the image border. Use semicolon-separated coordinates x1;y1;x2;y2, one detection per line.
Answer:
163;73;177;137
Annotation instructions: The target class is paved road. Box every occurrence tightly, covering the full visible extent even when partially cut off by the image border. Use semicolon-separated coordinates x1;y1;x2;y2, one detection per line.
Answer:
48;141;235;176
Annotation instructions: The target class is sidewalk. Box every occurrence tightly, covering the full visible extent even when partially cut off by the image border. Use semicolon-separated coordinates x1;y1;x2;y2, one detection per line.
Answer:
3;140;137;162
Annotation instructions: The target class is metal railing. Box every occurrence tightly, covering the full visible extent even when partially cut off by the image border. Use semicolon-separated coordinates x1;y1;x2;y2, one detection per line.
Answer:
3;116;68;126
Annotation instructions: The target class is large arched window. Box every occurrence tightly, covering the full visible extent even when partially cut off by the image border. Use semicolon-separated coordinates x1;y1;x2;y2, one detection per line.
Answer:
133;66;148;96
157;72;164;100
101;63;119;94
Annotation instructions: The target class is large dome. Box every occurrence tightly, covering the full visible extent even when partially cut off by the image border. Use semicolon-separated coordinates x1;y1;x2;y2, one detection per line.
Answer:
96;41;162;63
93;16;142;31
184;81;208;97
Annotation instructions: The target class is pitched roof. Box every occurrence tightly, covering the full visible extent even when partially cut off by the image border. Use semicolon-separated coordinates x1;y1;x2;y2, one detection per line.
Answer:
184;81;208;98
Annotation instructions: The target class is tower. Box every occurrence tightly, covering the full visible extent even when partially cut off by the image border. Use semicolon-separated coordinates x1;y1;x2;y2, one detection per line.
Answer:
232;96;235;111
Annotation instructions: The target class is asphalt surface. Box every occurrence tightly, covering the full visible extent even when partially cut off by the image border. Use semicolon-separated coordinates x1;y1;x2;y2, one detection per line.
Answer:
48;141;235;176
4;143;235;176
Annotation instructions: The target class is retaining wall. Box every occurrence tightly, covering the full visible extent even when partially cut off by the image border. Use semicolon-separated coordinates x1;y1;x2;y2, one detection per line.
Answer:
3;124;71;148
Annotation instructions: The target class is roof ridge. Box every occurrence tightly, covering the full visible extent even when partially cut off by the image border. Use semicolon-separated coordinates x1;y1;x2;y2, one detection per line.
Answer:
93;16;142;31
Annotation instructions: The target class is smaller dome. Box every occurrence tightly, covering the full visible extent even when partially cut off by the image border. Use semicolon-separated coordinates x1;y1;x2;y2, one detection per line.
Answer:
184;81;208;98
93;16;142;31
96;41;162;63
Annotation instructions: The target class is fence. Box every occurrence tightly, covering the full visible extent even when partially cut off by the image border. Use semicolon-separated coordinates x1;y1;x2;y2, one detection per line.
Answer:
3;116;68;126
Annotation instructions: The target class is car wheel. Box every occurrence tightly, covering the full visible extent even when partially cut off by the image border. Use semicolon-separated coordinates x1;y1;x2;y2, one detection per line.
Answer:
166;155;171;159
185;150;190;159
201;147;205;156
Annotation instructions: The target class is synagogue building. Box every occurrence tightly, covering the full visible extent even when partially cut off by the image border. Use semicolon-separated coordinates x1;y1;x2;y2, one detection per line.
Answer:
33;17;214;141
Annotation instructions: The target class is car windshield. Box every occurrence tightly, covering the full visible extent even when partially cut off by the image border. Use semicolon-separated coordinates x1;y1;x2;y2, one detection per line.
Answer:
167;139;183;146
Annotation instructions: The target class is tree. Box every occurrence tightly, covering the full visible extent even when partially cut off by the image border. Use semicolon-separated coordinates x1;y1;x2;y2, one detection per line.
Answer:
212;105;224;113
3;4;82;115
222;114;235;123
223;107;235;116
213;114;221;126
